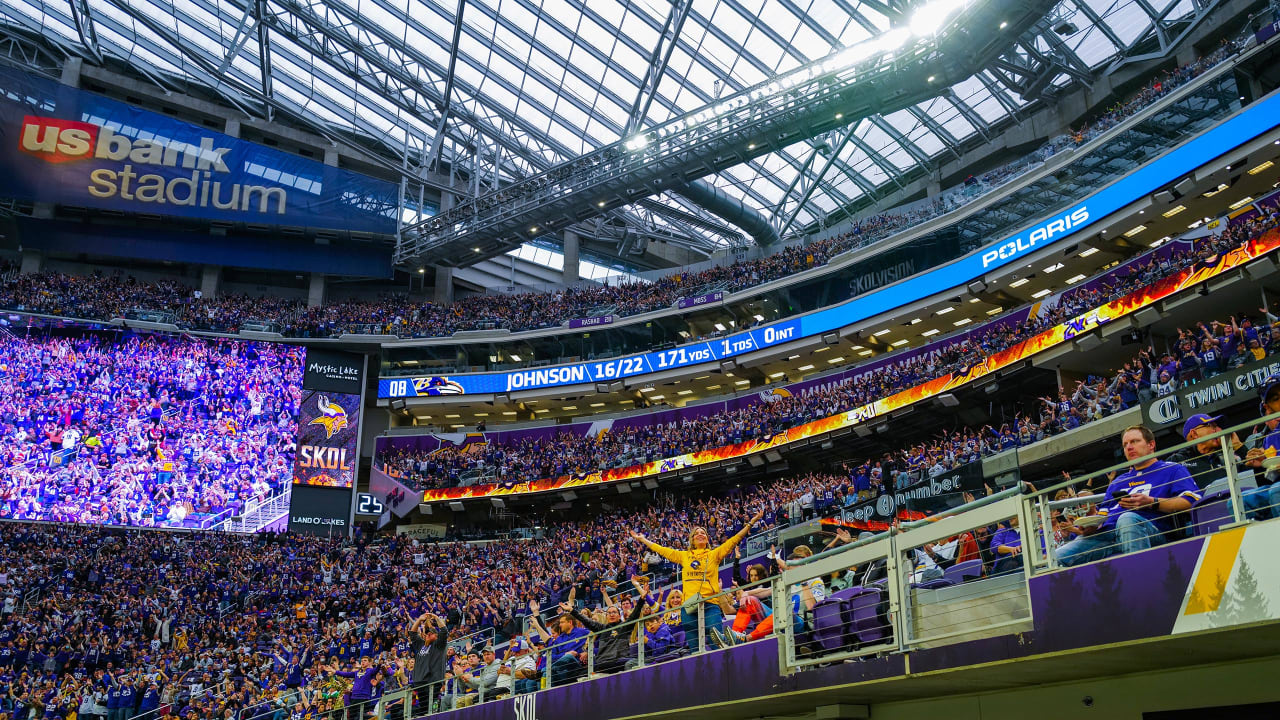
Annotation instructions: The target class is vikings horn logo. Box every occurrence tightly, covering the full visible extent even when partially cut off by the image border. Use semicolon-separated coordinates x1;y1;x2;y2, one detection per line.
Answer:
309;395;349;440
759;387;792;403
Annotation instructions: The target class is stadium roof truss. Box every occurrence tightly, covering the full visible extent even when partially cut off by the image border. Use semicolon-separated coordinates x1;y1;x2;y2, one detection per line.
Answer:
0;0;1225;261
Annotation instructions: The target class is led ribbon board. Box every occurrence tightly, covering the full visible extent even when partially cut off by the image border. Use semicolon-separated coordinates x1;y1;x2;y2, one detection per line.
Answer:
380;89;1280;399
407;225;1280;501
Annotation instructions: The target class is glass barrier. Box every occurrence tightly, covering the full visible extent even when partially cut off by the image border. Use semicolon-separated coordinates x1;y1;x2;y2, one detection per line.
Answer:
302;577;777;719
1020;413;1280;574
123;307;178;324
777;485;1031;667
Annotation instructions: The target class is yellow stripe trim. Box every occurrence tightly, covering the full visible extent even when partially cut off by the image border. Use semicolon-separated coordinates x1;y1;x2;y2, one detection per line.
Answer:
1184;526;1246;615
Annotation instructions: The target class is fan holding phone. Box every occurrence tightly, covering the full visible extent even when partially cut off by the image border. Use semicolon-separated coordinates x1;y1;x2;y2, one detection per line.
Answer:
1056;425;1202;567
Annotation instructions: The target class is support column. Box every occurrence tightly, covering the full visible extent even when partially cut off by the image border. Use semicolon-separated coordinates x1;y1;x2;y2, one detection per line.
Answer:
562;230;580;284
433;266;454;304
323;149;339;167
19;250;43;275
926;169;942;199
59;57;82;87
308;273;326;308
200;265;222;299
1175;45;1197;68
224;119;241;138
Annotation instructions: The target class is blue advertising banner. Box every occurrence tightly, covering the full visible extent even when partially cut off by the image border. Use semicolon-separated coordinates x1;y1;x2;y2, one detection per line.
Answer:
0;66;398;234
377;88;1280;398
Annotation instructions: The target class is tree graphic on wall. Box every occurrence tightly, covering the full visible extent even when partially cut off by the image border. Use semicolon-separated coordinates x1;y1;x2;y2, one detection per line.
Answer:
1091;561;1134;639
1041;569;1087;649
1161;547;1193;628
1211;558;1271;628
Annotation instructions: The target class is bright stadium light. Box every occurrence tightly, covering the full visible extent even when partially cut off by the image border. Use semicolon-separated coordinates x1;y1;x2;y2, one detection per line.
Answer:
910;0;968;37
624;135;649;151
875;27;913;53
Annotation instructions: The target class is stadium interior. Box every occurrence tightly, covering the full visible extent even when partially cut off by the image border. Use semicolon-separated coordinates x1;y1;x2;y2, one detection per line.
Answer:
5;0;1280;719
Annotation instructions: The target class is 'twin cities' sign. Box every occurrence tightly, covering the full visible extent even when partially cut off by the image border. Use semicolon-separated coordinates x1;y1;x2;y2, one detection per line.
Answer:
1143;360;1280;428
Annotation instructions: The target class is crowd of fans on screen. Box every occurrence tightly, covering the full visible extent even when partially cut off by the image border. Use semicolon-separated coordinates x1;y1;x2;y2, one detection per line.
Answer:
376;205;1280;491
0;46;1234;341
0;334;302;527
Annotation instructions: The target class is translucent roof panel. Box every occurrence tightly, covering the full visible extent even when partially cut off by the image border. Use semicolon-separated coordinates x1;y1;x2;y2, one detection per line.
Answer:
0;0;1210;253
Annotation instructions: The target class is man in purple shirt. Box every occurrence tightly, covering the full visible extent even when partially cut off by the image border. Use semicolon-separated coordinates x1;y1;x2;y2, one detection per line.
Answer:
1240;374;1280;519
989;517;1023;575
1057;425;1200;567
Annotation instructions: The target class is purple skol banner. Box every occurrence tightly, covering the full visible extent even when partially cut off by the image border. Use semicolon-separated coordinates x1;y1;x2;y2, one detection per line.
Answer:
568;315;615;329
0;65;398;234
293;390;361;488
678;291;724;309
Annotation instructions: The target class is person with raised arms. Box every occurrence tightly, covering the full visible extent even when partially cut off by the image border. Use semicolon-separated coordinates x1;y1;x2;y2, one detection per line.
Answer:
628;510;762;647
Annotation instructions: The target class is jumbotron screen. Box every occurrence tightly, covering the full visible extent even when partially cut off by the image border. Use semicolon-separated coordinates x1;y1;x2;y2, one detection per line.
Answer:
293;389;360;488
0;324;304;528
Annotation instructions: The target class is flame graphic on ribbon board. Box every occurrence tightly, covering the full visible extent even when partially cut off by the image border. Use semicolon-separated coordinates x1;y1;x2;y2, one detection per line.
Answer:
411;230;1280;502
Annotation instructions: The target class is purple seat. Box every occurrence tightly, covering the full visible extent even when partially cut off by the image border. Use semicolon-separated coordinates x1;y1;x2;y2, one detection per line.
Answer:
843;589;889;646
669;629;686;647
831;586;863;603
943;559;983;584
808;599;846;652
913;576;954;589
1191;490;1233;536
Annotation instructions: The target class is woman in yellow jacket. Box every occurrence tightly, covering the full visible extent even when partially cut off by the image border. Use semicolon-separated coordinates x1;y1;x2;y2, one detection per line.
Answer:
629;510;763;648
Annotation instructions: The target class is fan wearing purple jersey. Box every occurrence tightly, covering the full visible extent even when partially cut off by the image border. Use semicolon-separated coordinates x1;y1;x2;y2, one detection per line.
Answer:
1057;425;1200;567
1239;374;1280;519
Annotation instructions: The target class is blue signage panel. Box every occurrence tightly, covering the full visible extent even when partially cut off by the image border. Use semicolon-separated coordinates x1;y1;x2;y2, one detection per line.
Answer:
378;90;1280;398
0;66;398;234
378;318;803;397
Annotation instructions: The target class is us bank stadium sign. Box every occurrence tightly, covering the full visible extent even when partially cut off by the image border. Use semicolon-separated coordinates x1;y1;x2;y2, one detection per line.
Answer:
1143;361;1280;428
0;66;398;234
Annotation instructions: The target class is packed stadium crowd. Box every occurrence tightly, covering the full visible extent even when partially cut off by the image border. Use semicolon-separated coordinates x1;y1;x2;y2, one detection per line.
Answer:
0;466;883;720
0;44;1235;341
5;326;1279;720
4;220;1279;720
0;332;302;527
377;203;1280;491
